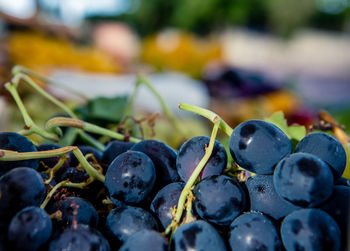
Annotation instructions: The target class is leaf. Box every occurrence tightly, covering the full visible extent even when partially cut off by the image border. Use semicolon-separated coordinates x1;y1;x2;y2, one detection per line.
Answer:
75;96;129;124
342;143;350;180
265;111;306;142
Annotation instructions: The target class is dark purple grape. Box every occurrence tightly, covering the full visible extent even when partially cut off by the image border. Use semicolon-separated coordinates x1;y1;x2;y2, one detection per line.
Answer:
56;166;89;183
101;140;135;166
176;136;227;182
281;209;341;251
172;220;227;251
0;132;39;176
0;167;46;220
229;212;282;251
48;224;110;251
50;196;99;228
119;230;169;251
105;151;156;205
274;153;334;207
7;206;52;251
295;132;346;177
131;139;178;188
193;175;246;226
246;175;301;221
320;185;350;244
69;145;102;167
334;177;350;186
105;205;159;245
229;120;292;174
36;143;70;172
150;182;185;229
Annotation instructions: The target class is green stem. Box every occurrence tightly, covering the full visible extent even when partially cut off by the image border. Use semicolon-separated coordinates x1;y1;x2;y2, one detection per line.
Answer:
137;75;188;137
179;103;234;136
46;117;141;143
122;81;141;124
12;73;77;118
40;180;67;209
12;65;88;100
0;146;105;183
166;117;220;235
77;130;106;152
5;82;59;141
10;70;103;149
44;155;68;184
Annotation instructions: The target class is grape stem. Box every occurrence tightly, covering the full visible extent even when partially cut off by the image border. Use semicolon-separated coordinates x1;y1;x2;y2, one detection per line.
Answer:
0;146;105;183
45;117;141;143
179;103;233;136
123;74;189;138
165;117;220;235
8;69;104;151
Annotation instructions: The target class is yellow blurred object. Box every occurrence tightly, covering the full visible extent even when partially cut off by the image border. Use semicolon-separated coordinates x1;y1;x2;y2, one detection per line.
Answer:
262;91;301;115
8;32;121;74
142;30;222;78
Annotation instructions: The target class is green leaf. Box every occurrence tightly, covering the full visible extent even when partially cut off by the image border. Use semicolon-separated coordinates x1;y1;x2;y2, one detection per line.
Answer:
342;143;350;180
75;96;129;124
265;111;306;142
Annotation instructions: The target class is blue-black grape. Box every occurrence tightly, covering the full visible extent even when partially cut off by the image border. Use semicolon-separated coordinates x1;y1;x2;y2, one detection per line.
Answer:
50;196;99;228
101;140;135;166
246;175;301;221
176;136;227;182
193;175;246;226
48;224;110;251
0;132;39;176
131;139;179;188
150;182;185;229
320;185;350;244
274;153;334;207
69;145;102;167
119;229;169;251
0;167;46;220
7;206;52;251
105;205;159;245
172;220;227;251
229;120;292;174
281;208;341;251
56;166;90;183
105;151;156;205
295;132;346;177
229;212;282;251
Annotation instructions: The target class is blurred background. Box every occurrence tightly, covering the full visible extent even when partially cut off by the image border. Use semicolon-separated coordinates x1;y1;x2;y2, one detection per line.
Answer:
0;0;349;147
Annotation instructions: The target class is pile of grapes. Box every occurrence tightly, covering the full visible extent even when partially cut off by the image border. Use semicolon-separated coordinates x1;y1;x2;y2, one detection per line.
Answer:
0;68;349;251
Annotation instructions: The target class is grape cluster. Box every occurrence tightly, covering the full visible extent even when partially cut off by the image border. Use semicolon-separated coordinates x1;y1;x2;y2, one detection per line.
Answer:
0;117;349;251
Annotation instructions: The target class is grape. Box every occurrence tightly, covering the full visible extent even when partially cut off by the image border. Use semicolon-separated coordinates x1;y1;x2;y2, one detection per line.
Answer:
131;139;179;188
105;151;156;205
7;206;52;251
69;145;102;167
105;205;159;245
0;132;39;176
172;220;227;251
193;175;246;226
37;143;70;172
321;185;350;244
229;120;292;174
50;196;99;228
56;166;89;183
273;153;334;207
176;136;227;182
101;140;135;166
295;132;346;177
229;212;282;251
48;224;110;251
246;175;301;221
150;182;185;229
281;209;341;251
0;167;46;220
119;229;169;251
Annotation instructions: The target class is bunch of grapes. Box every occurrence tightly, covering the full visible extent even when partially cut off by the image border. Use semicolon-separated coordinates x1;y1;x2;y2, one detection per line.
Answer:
0;67;349;251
